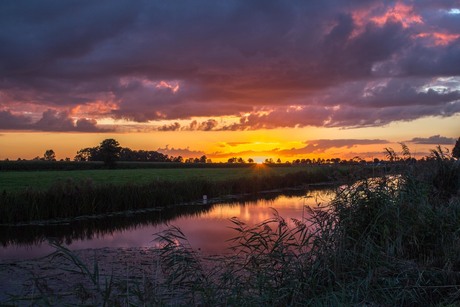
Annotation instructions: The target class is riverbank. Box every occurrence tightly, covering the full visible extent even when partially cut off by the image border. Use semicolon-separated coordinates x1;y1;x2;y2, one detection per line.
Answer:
1;156;459;305
0;164;363;224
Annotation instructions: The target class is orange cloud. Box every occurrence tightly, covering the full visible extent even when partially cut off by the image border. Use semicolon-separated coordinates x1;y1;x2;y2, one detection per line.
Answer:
351;2;422;39
371;3;423;28
156;81;180;93
70;100;118;117
415;32;460;46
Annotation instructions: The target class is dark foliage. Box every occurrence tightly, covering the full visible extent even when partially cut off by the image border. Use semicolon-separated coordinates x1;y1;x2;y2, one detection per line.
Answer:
0;168;341;224
453;137;460;159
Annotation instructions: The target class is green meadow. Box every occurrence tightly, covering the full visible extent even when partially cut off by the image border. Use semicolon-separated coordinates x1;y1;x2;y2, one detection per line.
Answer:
2;154;459;306
0;165;330;193
0;164;355;224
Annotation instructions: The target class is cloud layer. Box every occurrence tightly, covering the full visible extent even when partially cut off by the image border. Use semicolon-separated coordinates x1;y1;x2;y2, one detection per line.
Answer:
208;138;390;160
406;134;456;144
0;110;107;132
1;1;459;131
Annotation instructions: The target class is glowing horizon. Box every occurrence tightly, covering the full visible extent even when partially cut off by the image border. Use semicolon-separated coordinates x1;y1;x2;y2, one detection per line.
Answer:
1;115;457;162
0;1;459;161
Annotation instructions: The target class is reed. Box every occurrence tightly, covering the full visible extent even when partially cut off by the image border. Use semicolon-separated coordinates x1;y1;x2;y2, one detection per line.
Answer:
0;164;344;193
4;156;458;305
152;156;460;305
0;167;340;224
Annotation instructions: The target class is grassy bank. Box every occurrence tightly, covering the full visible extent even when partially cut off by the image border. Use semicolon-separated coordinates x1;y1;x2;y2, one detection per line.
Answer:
0;160;266;171
0;165;354;224
0;190;310;247
3;157;459;305
0;164;339;193
154;158;460;306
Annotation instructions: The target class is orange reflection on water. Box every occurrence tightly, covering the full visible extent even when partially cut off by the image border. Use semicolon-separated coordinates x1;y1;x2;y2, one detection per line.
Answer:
0;190;335;261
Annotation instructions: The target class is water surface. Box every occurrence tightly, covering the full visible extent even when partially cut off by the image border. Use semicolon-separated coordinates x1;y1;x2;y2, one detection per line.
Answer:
0;188;334;261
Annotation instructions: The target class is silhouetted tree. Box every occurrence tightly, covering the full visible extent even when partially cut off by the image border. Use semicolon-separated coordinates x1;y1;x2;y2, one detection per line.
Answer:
74;147;99;161
453;137;460;159
119;148;136;161
173;156;183;163
247;158;254;163
99;138;121;167
199;155;207;163
43;149;56;161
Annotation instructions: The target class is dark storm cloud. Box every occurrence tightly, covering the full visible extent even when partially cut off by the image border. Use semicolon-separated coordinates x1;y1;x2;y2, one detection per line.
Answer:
0;109;108;132
0;0;459;130
0;0;139;74
406;135;456;144
323;78;460;108
33;110;110;132
0;110;33;129
399;42;460;77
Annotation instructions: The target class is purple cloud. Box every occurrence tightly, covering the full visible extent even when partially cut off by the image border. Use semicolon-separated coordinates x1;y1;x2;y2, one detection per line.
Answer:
277;139;390;156
157;146;205;158
0;109;109;132
156;119;219;131
406;135;456;144
0;110;33;129
0;1;459;130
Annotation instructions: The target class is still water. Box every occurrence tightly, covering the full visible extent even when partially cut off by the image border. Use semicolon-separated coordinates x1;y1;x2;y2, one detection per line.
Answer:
0;188;334;262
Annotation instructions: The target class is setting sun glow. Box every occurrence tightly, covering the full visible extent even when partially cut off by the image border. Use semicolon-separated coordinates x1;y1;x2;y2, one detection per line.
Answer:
0;1;458;162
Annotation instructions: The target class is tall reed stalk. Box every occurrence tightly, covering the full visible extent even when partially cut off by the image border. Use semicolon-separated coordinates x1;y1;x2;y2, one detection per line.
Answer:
3;154;459;305
0;167;338;224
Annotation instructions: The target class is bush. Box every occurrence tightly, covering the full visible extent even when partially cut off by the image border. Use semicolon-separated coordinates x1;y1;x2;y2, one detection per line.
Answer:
153;156;460;305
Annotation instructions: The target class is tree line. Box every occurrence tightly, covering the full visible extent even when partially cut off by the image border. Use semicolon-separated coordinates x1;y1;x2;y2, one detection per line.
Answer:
73;139;188;167
21;137;460;166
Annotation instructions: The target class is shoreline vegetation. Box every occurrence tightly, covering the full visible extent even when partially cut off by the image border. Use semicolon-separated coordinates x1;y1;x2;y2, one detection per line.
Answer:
0;189;317;247
0;163;370;225
0;163;343;193
1;148;459;305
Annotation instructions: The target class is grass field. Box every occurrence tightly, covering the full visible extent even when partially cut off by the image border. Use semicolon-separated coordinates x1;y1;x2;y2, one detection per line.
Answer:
0;165;327;193
0;164;347;224
3;157;459;305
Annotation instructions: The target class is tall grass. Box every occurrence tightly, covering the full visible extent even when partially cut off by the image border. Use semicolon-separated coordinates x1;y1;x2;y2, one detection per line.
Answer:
3;155;458;305
0;167;342;224
0;189;311;246
0;160;256;171
154;153;460;305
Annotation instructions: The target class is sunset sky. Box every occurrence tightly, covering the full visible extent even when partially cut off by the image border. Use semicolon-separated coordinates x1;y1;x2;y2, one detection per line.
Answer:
0;1;459;162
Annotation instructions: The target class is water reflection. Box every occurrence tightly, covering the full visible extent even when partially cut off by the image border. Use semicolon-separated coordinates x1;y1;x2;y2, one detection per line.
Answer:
0;188;334;261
